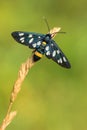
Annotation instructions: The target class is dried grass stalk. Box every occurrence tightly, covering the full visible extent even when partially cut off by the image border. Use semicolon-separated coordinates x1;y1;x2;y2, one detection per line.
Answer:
0;55;35;130
11;55;34;103
0;111;17;130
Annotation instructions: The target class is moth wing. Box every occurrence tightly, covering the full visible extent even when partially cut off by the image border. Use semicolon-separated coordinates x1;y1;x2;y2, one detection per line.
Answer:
11;31;45;49
45;40;71;68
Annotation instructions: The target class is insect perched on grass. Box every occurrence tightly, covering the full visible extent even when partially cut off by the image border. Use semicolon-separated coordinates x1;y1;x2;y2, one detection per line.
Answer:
11;20;71;69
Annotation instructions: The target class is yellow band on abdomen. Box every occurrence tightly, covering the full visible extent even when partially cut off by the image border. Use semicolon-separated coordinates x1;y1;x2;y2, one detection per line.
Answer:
34;51;42;58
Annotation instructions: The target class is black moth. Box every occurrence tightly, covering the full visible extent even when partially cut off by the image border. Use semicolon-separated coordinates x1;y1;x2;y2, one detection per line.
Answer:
11;27;71;69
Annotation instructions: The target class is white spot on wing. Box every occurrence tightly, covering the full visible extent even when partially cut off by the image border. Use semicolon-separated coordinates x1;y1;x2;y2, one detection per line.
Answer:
20;37;24;41
21;40;24;43
38;36;41;38
60;58;63;63
19;33;24;36
52;50;56;57
63;57;67;62
51;43;54;46
45;46;49;51
46;51;50;56
57;50;60;54
20;37;25;43
28;34;32;38
37;41;41;46
32;43;36;48
29;38;34;43
57;58;63;63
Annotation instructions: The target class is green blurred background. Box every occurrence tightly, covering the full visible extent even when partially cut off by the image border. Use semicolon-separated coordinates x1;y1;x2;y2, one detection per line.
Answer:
0;0;87;130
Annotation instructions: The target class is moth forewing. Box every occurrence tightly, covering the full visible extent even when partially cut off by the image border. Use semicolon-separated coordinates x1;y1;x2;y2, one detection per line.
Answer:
49;27;61;38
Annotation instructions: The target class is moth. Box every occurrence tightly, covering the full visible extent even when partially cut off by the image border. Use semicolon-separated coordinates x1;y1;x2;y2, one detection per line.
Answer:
11;26;71;68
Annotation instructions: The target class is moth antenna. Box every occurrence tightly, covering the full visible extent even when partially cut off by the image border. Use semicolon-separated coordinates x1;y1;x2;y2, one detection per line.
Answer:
43;17;50;32
58;31;66;34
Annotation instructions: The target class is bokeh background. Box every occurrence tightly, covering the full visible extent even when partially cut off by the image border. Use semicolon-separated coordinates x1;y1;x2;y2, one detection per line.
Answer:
0;0;87;130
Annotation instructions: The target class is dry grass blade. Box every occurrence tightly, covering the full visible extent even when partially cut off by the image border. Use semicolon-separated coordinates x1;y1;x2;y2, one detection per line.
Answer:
0;55;35;130
0;111;17;130
11;55;35;103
